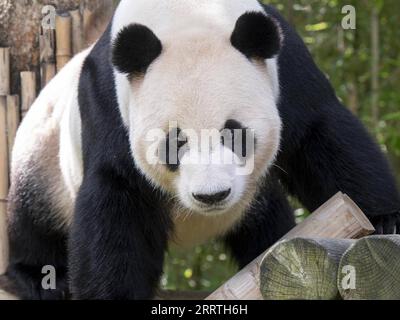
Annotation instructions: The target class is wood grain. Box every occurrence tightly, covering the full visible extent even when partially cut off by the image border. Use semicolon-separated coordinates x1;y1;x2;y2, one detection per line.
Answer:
338;235;400;300
260;238;354;300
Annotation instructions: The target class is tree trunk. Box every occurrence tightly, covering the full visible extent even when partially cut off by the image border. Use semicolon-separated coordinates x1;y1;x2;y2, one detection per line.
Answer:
0;0;115;95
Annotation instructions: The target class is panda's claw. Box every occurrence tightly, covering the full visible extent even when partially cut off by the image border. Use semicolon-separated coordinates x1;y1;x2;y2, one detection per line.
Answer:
371;212;400;235
396;214;400;234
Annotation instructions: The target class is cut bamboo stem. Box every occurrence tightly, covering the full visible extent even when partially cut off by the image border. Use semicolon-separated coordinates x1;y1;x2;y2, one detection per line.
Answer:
40;27;56;88
6;95;20;160
0;48;10;95
338;235;400;300
20;72;36;117
56;13;72;71
260;238;354;300
70;9;84;55
207;192;375;300
0;96;9;276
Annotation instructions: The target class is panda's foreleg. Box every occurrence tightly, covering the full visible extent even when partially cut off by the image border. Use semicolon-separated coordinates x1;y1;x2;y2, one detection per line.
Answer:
69;169;172;300
223;182;295;269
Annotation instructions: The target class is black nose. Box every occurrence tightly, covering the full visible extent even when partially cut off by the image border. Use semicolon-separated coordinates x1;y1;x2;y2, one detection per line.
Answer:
193;189;231;205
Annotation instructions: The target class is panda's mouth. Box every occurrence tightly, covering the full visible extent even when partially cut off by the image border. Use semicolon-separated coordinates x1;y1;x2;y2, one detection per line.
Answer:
201;206;228;213
189;199;234;215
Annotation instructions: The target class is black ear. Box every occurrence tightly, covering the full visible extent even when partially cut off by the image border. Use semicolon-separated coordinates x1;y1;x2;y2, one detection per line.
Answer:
231;12;282;60
112;24;162;76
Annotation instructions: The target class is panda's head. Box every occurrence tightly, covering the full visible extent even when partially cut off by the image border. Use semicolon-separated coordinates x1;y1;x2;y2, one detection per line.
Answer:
112;12;283;215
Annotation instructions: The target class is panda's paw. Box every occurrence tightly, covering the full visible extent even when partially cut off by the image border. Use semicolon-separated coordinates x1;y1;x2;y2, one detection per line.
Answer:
370;212;400;235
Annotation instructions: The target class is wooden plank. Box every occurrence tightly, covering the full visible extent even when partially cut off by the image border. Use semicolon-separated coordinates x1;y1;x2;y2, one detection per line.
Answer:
56;13;72;71
0;96;9;275
20;71;36;117
6;95;20;161
39;27;56;88
70;9;84;55
0;48;10;95
207;192;375;300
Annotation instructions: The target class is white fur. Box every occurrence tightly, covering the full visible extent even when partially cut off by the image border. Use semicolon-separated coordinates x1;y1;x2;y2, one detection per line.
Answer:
11;49;91;227
112;0;278;126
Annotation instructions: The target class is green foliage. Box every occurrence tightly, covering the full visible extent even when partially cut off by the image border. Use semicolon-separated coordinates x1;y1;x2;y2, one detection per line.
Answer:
163;0;400;291
162;243;237;291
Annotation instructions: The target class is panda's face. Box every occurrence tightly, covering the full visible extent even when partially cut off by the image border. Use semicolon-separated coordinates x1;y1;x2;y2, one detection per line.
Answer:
112;12;282;215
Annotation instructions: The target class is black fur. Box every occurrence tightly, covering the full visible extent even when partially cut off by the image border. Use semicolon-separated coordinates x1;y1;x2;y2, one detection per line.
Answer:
224;179;296;269
6;173;69;300
231;11;281;59
112;23;162;76
69;24;172;299
262;5;400;223
6;4;400;301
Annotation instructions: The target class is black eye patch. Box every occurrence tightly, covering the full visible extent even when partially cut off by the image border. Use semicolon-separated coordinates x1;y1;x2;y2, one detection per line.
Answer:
221;120;255;159
159;128;188;172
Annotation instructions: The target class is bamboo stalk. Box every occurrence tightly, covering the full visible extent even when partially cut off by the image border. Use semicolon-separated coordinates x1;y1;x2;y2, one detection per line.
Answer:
6;95;20;161
39;27;56;88
0;96;9;276
260;238;354;300
20;72;36;117
56;12;72;71
81;1;115;47
207;192;375;300
70;9;84;55
0;48;10;95
82;8;95;48
339;235;400;300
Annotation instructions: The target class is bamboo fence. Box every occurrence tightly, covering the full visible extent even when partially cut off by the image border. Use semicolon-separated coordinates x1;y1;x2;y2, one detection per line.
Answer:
0;4;109;276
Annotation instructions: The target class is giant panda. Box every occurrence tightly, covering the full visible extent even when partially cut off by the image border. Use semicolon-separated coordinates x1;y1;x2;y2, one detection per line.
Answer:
5;0;400;300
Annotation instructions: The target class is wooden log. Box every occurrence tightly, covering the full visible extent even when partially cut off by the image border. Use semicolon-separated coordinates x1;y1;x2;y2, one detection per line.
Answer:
207;192;375;300
56;12;72;71
260;238;354;300
0;48;10;95
6;95;20;160
70;9;84;55
20;72;36;117
0;96;9;276
39;27;56;88
338;235;400;300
